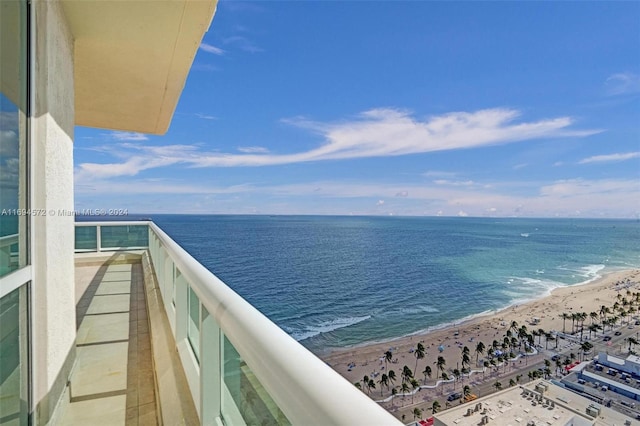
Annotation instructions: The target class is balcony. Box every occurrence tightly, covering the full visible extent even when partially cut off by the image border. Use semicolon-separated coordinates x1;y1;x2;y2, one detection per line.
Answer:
55;221;400;425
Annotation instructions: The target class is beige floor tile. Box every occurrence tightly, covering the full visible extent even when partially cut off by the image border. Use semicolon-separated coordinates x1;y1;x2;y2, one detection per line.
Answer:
57;395;126;426
96;281;132;295
107;264;133;272
87;294;130;314
102;271;133;282
77;313;130;345
72;343;129;396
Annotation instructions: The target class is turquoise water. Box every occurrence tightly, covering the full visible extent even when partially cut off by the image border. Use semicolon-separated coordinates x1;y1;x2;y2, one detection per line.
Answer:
143;215;640;353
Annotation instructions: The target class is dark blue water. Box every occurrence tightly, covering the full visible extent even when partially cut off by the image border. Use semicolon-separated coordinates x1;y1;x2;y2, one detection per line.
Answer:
113;215;640;352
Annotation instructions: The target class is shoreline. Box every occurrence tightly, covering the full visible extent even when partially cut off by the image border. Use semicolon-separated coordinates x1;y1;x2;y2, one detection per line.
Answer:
320;268;640;392
314;265;632;357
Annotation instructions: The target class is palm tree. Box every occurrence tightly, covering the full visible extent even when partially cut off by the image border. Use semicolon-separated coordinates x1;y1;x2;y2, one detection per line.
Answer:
414;342;426;377
509;378;516;387
410;378;420;404
390;387;398;407
432;400;441;414
388;369;397;387
588;323;598;339
437;356;447;381
452;368;461;388
400;382;410;405
494;380;502;391
354;382;362;390
475;341;485;365
463;385;471;398
384;350;393;372
628;337;638;352
402;365;413;384
580;342;593;361
510;320;518;335
379;373;389;396
368;379;376;394
413;407;423;421
561;313;569;334
590;311;599;324
483;361;490;379
362;375;369;392
422;366;432;384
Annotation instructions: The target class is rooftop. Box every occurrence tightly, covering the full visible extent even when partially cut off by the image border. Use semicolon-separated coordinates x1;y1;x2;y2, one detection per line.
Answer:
433;380;631;426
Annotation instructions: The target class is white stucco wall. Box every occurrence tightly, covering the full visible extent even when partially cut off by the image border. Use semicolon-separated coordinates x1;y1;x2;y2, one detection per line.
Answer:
31;0;76;423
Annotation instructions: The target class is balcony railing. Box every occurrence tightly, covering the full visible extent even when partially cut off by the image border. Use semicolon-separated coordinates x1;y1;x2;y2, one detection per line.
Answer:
75;221;401;425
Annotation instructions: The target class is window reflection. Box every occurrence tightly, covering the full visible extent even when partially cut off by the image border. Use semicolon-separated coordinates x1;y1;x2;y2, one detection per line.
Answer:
0;0;28;277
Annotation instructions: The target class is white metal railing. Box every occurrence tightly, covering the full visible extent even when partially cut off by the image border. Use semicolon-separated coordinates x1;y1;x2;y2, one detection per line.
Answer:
75;221;401;425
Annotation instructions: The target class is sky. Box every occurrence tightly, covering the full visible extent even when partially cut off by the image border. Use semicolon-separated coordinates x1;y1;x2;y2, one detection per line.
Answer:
74;1;640;218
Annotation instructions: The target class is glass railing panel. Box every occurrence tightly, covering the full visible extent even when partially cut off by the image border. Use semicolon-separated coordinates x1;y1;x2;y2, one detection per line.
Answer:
74;226;97;251
100;225;148;249
188;286;200;362
0;284;29;426
221;334;291;426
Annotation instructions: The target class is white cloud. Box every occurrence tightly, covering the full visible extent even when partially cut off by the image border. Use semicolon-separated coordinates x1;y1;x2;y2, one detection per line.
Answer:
77;108;601;178
77;176;639;218
513;163;527;170
553;161;564;167
579;151;640;164
0;130;18;155
395;191;409;197
195;113;217;120
457;210;468;217
434;179;477;187
605;72;640;96
223;36;263;53
238;146;270;153
190;108;600;168
109;131;149;141
75;144;199;180
199;43;225;55
423;170;458;178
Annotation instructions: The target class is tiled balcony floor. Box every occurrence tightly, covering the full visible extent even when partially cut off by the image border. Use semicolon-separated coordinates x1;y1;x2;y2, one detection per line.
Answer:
55;254;157;425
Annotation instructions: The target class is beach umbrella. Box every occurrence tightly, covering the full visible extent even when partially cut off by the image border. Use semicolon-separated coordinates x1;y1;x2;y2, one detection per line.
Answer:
438;345;445;352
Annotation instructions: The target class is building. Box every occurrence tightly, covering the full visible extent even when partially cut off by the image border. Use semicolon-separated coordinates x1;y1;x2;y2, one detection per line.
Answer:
0;1;401;424
432;380;632;426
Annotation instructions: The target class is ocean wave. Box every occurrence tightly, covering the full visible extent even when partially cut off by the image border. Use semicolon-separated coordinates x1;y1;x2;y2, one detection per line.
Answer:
286;315;371;341
383;305;440;316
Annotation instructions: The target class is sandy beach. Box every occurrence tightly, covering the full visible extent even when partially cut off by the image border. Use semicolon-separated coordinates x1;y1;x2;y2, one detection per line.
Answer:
321;268;640;409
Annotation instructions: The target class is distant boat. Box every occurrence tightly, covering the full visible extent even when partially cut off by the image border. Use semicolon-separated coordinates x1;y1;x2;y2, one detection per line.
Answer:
521;233;530;237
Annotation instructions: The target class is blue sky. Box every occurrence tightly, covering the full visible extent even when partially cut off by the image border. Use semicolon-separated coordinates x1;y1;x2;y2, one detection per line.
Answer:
75;1;640;218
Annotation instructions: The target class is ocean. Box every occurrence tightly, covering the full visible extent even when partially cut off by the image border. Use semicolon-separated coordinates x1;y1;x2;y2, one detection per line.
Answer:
138;215;640;353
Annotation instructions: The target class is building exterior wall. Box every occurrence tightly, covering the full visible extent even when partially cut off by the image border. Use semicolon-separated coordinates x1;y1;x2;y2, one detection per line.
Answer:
31;0;76;423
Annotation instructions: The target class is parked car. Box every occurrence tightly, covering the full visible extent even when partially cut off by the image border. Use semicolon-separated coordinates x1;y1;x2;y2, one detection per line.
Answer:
551;355;560;361
614;331;622;336
447;392;462;401
604;335;612;341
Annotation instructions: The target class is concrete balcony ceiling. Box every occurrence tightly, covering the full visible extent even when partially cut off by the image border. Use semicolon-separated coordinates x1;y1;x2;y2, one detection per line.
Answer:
61;0;217;134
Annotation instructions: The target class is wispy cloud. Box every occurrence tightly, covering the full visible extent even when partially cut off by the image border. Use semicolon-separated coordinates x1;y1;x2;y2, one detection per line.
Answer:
579;151;640;164
195;113;218;120
108;131;149;141
238;146;270;154
191;108;600;167
605;72;640;96
223;36;263;53
75;144;198;180
513;163;528;170
77;108;601;178
433;179;477;187
199;42;225;55
423;170;458;178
